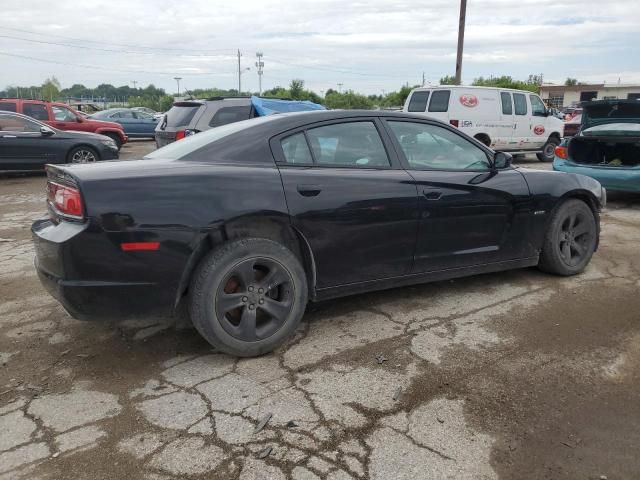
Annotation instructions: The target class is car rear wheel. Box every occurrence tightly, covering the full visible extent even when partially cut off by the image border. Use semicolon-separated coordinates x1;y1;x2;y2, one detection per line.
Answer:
538;199;597;276
67;146;99;164
537;137;560;162
189;238;308;357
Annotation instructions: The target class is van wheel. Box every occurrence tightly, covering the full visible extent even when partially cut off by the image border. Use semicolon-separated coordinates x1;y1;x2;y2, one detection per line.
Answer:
474;134;491;147
537;137;560;162
189;238;308;357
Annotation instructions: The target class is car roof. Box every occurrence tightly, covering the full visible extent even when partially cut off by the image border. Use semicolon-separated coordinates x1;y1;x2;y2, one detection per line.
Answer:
410;85;539;94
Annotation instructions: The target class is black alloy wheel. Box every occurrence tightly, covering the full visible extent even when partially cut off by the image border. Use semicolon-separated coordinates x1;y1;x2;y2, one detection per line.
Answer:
215;257;294;342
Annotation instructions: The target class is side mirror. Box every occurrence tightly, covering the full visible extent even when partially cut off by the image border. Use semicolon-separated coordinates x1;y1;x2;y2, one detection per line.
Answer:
76;116;84;122
40;127;54;137
494;151;513;169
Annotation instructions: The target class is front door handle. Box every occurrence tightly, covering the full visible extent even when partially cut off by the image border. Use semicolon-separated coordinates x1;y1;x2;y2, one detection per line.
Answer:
422;190;443;201
297;184;322;197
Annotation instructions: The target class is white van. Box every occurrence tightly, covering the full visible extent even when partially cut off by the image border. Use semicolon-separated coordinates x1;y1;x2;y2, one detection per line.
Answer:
403;86;564;161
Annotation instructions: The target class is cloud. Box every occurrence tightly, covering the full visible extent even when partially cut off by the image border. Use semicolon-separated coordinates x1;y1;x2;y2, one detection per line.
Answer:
1;0;638;94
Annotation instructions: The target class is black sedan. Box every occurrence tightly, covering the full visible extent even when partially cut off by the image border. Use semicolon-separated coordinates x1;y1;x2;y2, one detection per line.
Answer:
0;112;119;172
32;110;605;356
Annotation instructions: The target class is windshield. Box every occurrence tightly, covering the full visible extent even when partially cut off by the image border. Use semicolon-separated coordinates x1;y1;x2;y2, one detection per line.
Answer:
145;115;279;160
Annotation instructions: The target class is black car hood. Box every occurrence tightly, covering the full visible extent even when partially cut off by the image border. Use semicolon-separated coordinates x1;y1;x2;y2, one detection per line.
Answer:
581;100;640;130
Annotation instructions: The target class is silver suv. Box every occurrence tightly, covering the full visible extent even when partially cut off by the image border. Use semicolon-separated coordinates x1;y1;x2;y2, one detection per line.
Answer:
155;97;257;147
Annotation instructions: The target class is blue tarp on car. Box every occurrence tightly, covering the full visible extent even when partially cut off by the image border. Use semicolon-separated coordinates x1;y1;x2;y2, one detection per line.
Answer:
251;96;326;116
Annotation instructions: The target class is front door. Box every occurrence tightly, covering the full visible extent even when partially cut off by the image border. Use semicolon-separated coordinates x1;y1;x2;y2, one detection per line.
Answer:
0;114;60;170
512;92;531;149
273;119;419;288
382;118;533;272
50;105;83;131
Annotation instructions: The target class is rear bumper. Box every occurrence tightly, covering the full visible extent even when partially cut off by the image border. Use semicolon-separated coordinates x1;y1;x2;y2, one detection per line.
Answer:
553;158;640;192
32;218;176;320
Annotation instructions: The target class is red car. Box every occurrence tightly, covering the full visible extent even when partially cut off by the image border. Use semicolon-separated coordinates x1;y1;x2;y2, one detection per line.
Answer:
0;98;128;148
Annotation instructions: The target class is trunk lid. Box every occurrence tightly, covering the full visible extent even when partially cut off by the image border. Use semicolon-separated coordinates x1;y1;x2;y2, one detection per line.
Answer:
581;100;640;134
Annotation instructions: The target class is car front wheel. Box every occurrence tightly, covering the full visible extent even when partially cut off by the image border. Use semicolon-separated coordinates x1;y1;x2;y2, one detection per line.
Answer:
538;199;597;276
67;146;99;163
189;238;308;357
537;137;560;162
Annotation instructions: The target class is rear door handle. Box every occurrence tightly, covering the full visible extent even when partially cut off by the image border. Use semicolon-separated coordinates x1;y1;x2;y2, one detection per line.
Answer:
422;190;443;201
297;184;322;197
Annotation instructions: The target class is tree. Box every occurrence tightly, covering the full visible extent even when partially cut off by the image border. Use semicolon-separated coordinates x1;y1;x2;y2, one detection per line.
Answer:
565;77;578;86
289;79;305;99
41;76;61;101
324;90;373;109
439;75;457;85
472;75;540;93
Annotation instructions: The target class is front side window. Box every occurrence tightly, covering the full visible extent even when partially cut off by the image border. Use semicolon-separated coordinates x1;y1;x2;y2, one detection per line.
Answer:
0;114;42;133
388;121;490;171
134;111;153;119
52;106;77;122
305;122;390;168
22;103;49;121
513;93;527;116
209;106;251;128
118;110;135;119
281;133;313;165
428;90;451;112
407;91;430;112
530;95;546;116
501;92;513;115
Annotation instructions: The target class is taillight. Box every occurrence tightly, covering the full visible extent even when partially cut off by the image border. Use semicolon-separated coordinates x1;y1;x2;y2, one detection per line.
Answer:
450;119;459;127
174;129;195;141
554;146;568;160
47;181;83;218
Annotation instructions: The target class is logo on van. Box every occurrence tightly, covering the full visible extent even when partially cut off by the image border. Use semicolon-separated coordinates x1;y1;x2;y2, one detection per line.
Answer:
533;125;545;135
459;94;478;108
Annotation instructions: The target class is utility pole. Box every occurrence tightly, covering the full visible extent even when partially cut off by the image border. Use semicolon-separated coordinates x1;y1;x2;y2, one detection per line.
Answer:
455;0;467;85
337;83;343;93
132;80;138;90
422;72;426;86
238;50;242;94
255;52;264;95
173;77;182;96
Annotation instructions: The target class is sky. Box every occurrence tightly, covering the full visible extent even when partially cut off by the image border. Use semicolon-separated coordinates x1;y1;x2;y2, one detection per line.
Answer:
1;0;639;95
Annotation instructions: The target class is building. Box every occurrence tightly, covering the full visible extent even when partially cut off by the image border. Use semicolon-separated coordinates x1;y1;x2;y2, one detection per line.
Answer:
539;84;640;108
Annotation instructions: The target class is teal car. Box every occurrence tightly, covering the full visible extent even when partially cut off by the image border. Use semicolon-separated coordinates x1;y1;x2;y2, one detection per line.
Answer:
553;100;640;192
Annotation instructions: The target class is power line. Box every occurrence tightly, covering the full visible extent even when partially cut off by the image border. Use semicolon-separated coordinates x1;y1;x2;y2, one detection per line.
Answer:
0;51;234;76
0;26;233;54
268;57;414;79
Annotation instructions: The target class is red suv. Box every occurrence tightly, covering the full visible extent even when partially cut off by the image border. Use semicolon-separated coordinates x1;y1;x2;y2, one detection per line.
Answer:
0;99;128;148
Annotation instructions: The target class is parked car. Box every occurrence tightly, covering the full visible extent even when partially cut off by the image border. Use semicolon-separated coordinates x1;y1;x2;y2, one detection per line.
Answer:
403;86;564;161
554;100;640;192
132;106;164;121
563;114;582;138
0;111;118;172
155;96;325;148
32;110;604;356
0;99;128;149
90;108;158;139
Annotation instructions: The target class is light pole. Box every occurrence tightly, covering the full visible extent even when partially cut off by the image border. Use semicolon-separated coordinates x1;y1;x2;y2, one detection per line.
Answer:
174;77;182;96
255;52;264;95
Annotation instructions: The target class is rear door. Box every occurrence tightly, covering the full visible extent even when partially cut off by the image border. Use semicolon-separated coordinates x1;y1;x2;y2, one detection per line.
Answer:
382;118;533;272
273;118;419;288
497;91;515;149
511;92;530;148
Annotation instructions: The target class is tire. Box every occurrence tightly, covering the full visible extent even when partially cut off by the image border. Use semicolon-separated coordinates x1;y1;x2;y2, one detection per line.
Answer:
103;133;122;150
189;238;308;357
474;134;491;147
67;146;100;164
536;136;560;162
538;199;597;276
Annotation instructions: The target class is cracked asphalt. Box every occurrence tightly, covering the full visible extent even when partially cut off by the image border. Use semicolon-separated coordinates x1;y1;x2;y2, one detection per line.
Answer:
1;140;640;480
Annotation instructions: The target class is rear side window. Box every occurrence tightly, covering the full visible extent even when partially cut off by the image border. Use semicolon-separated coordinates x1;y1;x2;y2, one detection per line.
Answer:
209;106;251;128
162;105;201;128
305;121;390;168
22;103;49;121
428;90;451;112
407;91;430;112
281;133;313;164
513;93;527;116
0;102;17;112
500;93;513;114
